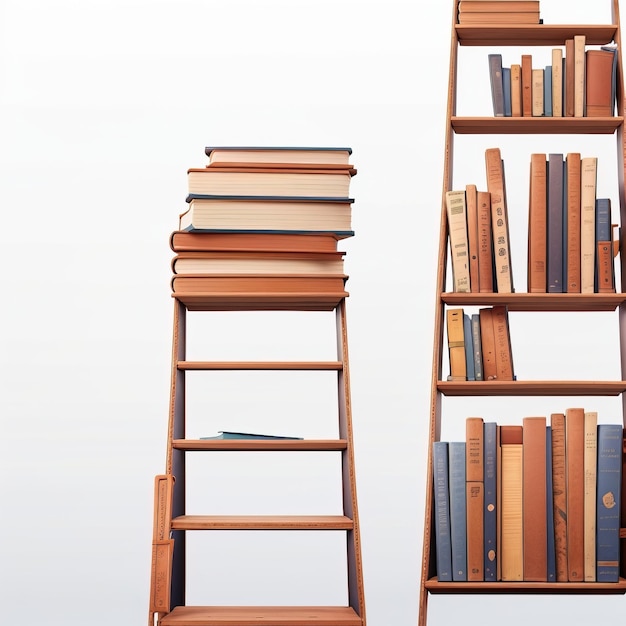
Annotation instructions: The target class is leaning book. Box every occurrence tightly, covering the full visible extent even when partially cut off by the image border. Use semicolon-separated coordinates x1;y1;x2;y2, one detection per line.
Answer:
200;431;303;440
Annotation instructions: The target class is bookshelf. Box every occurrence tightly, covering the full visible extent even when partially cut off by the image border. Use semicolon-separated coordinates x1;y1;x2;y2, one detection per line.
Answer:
419;2;626;625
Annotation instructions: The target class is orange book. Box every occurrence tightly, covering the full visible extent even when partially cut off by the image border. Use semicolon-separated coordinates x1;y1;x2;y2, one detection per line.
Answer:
565;38;575;117
492;305;514;381
510;63;522;117
466;184;480;292
204;146;353;168
447;308;468;381
521;54;533;117
466;417;485;581
565;153;582;293
479;307;497;380
527;153;547;293
458;11;540;24
523;417;547;581
565;407;585;582
550;413;568;581
585;49;616;116
466;417;485;482
477;191;494;292
597;242;616;293
551;48;563;117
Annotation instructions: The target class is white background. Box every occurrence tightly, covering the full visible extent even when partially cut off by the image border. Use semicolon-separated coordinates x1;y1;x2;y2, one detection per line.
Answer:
0;1;624;625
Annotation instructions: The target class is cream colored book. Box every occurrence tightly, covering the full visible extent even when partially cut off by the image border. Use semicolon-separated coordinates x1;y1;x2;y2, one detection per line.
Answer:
574;35;586;117
551;48;563;117
500;425;523;581
584;411;598;581
532;69;544;116
580;157;598;293
446;190;471;292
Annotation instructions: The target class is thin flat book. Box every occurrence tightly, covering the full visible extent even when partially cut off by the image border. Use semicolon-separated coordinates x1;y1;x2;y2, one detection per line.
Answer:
205;146;353;168
200;431;303;440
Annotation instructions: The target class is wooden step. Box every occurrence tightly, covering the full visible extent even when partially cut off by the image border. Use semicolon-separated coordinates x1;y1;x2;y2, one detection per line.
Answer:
178;361;342;370
159;605;364;625
171;515;354;531
172;439;348;451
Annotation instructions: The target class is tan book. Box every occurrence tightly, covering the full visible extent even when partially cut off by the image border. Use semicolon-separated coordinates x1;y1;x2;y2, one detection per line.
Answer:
551;48;563;117
467;481;485;580
170;274;348;294
466;417;485;482
586;49;616;116
565;153;582;293
580;157;598;293
465;184;480;292
565;38;575;117
527;153;547;293
446;308;467;381
477;191;494;292
584;410;598;581
458;0;539;10
597;241;616;293
550;413;568;581
500;425;524;581
479;307;497;380
521;54;533;117
510;63;522;117
458;11;540;23
523;417;547;581
446;190;472;293
204;146;353;168
532;68;544;116
574;35;586;117
485;148;513;293
492;305;514;381
565;407;585;582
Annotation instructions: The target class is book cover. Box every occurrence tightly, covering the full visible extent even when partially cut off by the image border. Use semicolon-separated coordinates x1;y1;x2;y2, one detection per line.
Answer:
466;184;480;292
477;190;494;292
521;54;533;117
447;308;467;381
583;411;598;581
492;305;514;381
586;49;616;116
467;481;484;580
550;412;568;581
471;313;484;381
551;49;563;116
565;153;582;293
596;424;623;582
503;66;512;117
565;407;585;581
546;426;556;582
595;198;614;293
458;0;540;9
547;153;564;293
565;38;575;116
433;441;453;582
488;54;505;117
523;416;548;581
483;421;498;581
527;153;547;293
580;157;598;293
466;416;485;483
445;190;471;293
458;11;540;23
200;431;303;440
510;63;522;117
448;441;468;581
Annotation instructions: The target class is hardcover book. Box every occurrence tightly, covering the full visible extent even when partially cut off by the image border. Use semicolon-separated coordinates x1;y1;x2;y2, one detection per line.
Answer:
488;54;505;117
583;411;598;581
547;153;564;293
595;198;613;292
466;417;485;579
565;407;585;582
466;184;481;292
585;49;616;117
580;157;598;293
546;426;556;582
528;153;547;293
447;308;468;381
448;441;468;581
483;421;498;581
433;441;453;581
521;54;533;117
565;153;582;293
463;313;476;381
477;190;494;292
204;146;353;168
550;412;568;581
471;313;484;381
479;307;497;381
446;190;471;293
551;49;563;117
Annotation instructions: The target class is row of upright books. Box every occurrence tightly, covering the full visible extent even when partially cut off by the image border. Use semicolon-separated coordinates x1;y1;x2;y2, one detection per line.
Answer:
433;413;625;583
447;147;619;295
488;38;618;118
170;146;358;310
457;0;541;24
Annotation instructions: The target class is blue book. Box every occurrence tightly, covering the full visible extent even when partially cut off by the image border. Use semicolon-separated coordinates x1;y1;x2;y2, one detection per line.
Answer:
488;53;505;116
200;431;303;440
471;314;483;381
483;421;498;581
503;67;512;117
448;442;467;581
596;424;623;582
433;442;453;581
544;65;553;116
546;426;556;582
463;313;476;381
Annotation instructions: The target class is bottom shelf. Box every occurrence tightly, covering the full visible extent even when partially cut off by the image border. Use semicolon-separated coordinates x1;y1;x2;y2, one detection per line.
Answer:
159;605;364;625
424;577;626;594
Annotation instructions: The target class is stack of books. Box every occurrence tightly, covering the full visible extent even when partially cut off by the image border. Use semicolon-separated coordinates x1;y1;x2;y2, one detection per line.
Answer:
457;0;541;24
170;146;357;310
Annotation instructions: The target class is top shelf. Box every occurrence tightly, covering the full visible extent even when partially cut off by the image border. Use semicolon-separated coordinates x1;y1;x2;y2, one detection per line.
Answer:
456;24;618;46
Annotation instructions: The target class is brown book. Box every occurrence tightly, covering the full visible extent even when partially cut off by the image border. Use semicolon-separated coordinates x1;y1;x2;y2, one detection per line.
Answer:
580;157;598;293
204;146;353;168
565;38;575;117
446;190;472;292
485;147;513;293
500;425;524;581
170;231;341;253
467;481;485;580
170;274;348;294
170;251;346;275
477;191;494;292
521;54;533;117
532;68;544;116
565;407;585;582
584;411;598;581
566;153;582;292
150;475;175;614
527;153;547;293
492;305;514;381
466;417;485;482
458;0;539;10
479;307;497;380
551;48;563;117
597;242;616;293
550;413;568;581
585;49;616;116
458;11;540;23
466;184;480;292
510;63;522;117
446;308;467;381
523;417;548;581
574;35;586;117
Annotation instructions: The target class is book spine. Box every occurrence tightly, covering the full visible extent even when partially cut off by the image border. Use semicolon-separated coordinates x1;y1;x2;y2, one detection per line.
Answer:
491;305;514;381
467;481;484;580
479;307;497;381
477;191;494;292
584;411;598;581
471;313;484;381
528;153;547;293
546;426;557;582
463;313;476;381
484;421;498;581
521;54;533;117
595;198;614;293
551;49;563;117
433;442;453;581
565;38;575;117
580;157;598;293
503;66;512;117
573;35;586;117
466;184;480;292
565;153;581;292
446;190;471;293
547;153;564;293
544;64;552;116
511;63;522;117
586;49;617;116
449;442;468;581
488;54;505;117
532;68;544;116
550;412;568;581
566;407;585;581
447;308;467;381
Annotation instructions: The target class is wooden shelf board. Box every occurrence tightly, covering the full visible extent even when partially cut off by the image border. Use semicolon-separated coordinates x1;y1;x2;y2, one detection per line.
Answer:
451;116;623;135
178;360;342;370
173;439;348;451
159;605;364;625
425;577;626;594
171;515;354;530
441;292;626;312
456;24;617;46
174;292;347;312
438;380;626;396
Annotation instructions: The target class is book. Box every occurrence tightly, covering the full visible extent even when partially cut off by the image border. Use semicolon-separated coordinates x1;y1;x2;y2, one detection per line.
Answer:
200;431;303;440
204;146;353;168
187;167;356;197
477;190;494;292
485;147;513;293
546;426;557;582
544;64;552;116
458;11;540;23
488;54;505;117
565;153;582;293
464;313;476;381
500;425;524;581
596;424;623;582
483;421;498;581
466;416;485;483
551;49;563;117
547;153;564;293
580;157;598;293
510;63;522;117
466;417;484;581
583;411;598;581
600;45;618;115
585;49;617;116
532;68;544;116
433;441;453;582
523;416;548;581
169;231;342;253
465;184;480;292
573;35;586;117
458;0;540;10
479;306;497;381
179;195;354;237
622;428;626;582
446;190;471;292
170;251;346;275
447;308;467;381
448;441;468;581
550;412;568;582
595;198;614;292
565;38;575;117
527;153;547;293
471;313;484;381
492;305;514;381
503;67;512;117
521;54;533;117
565;407;585;582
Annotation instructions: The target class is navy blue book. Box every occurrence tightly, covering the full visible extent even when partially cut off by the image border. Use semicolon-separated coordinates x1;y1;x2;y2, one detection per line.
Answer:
544;65;553;116
463;313;476;381
483;421;498;581
433;442;453;581
596;424;623;582
448;442;467;581
503;67;512;117
546;426;557;582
